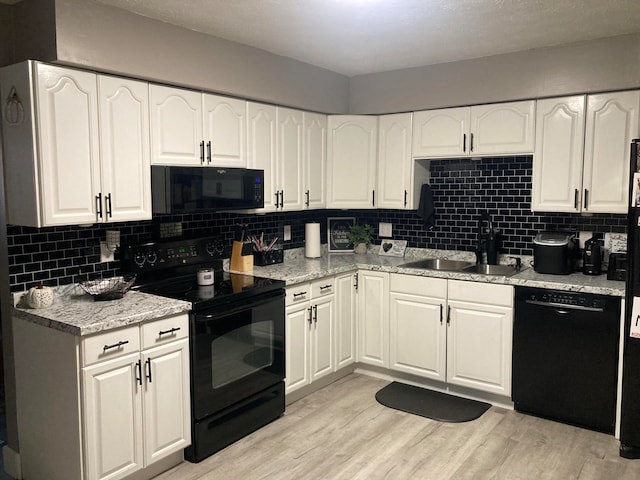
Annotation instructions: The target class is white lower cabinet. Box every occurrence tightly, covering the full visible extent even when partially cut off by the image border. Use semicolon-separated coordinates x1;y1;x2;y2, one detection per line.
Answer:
335;271;357;369
285;278;336;394
13;313;190;480
388;274;513;397
357;270;390;367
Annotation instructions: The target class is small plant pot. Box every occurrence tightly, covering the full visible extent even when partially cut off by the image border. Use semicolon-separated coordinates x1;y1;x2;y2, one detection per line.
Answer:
354;243;368;254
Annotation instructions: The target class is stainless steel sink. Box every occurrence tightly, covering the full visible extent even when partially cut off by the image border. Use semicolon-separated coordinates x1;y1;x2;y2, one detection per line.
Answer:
399;258;475;271
461;264;520;276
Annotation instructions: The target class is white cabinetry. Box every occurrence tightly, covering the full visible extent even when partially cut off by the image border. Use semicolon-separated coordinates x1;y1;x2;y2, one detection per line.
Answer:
412;101;535;158
247;102;278;211
389;274;447;381
532;91;640;213
447;280;513;396
277;108;305;211
303;112;327;209
13;314;190;480
335;271;357;369
388;275;513;397
285;279;335;394
0;61;151;227
327;115;378;208
357;270;390;367
150;84;247;167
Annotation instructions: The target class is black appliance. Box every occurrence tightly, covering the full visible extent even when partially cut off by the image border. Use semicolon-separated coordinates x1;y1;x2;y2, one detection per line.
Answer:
583;235;603;275
620;138;640;458
513;287;621;433
124;236;286;463
532;232;578;274
608;253;628;281
151;166;264;214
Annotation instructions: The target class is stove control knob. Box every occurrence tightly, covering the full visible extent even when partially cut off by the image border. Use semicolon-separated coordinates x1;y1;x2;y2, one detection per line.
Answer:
146;250;158;265
133;251;145;267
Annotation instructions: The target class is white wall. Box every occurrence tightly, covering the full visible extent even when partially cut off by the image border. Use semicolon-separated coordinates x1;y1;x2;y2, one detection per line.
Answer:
349;33;640;114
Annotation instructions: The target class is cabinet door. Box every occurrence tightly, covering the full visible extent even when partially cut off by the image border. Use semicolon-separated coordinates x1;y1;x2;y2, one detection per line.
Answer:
142;338;191;465
303;112;327;209
531;96;586;213
377;113;413;209
389;292;446;381
311;295;335;381
83;353;143;480
36;63;101;226
447;300;513;396
412;107;469;158
202;94;247;167
583;91;640;214
98;75;152;222
357;271;389;367
327;116;378;208
150;84;203;165
285;301;311;394
470;101;535;156
247;103;278;212
278;108;304;211
335;272;357;369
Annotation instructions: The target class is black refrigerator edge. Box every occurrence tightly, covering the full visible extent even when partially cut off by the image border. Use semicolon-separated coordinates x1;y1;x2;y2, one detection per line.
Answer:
621;138;640;458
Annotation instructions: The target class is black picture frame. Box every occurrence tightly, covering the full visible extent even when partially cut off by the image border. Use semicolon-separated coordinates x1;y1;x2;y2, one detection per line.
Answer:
327;217;355;252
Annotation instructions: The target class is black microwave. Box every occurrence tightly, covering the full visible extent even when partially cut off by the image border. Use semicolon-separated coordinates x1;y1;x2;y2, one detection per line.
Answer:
151;166;264;214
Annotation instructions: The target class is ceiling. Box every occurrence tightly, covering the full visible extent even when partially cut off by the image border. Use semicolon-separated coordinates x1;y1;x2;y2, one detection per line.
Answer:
89;0;640;77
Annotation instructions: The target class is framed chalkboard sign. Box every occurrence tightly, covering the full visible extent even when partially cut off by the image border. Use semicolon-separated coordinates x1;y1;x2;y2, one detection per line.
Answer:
327;217;355;252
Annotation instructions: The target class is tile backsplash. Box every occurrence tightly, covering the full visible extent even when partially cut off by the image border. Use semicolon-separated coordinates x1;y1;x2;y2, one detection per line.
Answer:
7;156;627;292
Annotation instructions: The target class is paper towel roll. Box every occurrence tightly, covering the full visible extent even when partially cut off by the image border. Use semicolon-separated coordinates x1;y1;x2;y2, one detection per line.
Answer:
305;223;321;258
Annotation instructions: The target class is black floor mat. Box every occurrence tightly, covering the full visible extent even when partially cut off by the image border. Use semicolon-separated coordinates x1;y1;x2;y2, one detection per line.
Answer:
375;382;491;423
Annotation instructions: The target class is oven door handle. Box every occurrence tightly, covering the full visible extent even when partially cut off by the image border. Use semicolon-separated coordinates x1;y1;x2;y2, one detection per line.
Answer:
195;290;285;322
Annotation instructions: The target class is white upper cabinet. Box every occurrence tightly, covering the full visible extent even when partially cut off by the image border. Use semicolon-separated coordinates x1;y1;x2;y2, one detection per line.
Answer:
0;61;151;227
377;113;415;209
327;115;378;209
412;107;469;158
277;107;305;211
98;75;152;222
202;94;247;167
532;91;639;213
247;102;278;211
150;84;247;167
412;101;535;158
150;84;203;165
303;112;327;209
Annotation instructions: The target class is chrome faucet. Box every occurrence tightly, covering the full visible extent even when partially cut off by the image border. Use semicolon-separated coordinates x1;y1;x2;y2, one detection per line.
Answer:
477;211;499;265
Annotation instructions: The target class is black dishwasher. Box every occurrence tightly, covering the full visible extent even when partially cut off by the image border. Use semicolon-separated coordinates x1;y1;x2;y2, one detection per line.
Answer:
513;287;621;433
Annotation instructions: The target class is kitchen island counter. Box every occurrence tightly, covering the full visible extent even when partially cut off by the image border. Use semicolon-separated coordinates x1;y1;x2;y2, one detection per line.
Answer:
11;283;191;336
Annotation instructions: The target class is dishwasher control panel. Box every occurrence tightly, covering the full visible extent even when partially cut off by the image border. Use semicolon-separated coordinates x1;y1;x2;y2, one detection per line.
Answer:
524;290;607;310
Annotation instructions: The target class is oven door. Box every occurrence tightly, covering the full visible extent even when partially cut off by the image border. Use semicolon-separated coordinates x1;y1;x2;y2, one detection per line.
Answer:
191;289;285;420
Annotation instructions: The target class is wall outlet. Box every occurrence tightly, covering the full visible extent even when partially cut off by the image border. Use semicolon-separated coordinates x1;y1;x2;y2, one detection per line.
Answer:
100;241;115;263
379;222;392;238
578;231;592;250
283;225;292;241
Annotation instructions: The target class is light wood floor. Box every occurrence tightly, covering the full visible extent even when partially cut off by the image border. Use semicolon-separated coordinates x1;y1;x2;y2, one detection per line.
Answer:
156;374;640;480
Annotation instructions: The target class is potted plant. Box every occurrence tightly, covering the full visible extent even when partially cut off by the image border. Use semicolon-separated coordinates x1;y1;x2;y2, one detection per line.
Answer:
348;223;374;254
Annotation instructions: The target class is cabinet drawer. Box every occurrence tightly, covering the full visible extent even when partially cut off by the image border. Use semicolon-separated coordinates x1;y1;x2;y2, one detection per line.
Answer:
141;314;189;350
448;280;513;307
311;277;335;298
82;325;140;366
286;283;311;306
390;273;447;298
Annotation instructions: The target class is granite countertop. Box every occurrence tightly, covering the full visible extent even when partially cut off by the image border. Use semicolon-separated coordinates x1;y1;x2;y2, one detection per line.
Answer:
250;247;625;297
12;283;191;336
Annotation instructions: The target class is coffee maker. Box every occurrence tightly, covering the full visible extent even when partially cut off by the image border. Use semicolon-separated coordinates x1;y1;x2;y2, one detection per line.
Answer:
583;235;603;275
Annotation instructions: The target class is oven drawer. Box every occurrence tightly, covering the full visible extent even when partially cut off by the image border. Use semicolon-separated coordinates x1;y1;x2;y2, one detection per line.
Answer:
286;284;311;306
82;325;140;366
311;278;335;298
141;313;189;349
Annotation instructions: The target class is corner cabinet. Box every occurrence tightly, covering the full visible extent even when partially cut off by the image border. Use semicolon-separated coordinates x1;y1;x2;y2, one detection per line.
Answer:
412;101;535;158
327;115;378;209
13;314;191;480
150;84;247;167
532;91;640;213
0;61;151;227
